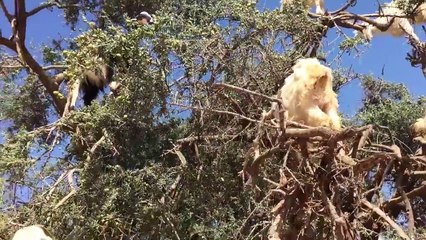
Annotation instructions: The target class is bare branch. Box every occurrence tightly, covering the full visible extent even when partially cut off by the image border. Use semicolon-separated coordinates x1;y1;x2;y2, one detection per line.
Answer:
10;0;67;115
176;135;238;144
171;102;278;128
43;64;68;70
320;185;345;224
54;189;77;209
385;181;426;208
27;1;81;17
329;0;357;15
0;36;17;51
361;199;409;240
212;83;282;104
27;2;57;17
0;0;13;22
0;64;67;70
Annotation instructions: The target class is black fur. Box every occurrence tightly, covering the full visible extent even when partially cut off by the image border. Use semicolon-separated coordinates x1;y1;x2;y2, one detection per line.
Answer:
81;79;102;106
81;64;114;106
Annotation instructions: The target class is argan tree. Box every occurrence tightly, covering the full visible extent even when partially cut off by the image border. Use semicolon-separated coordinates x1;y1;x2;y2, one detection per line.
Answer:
1;0;426;239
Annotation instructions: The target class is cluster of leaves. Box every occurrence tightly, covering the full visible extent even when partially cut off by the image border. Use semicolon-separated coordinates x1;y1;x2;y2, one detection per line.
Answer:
0;76;49;132
357;75;426;152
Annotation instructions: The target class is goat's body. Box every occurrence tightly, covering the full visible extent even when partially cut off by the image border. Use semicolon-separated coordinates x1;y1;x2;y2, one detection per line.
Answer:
81;64;114;105
414;3;426;24
12;225;53;240
270;58;341;130
356;1;423;41
280;0;325;14
68;62;116;111
411;110;426;141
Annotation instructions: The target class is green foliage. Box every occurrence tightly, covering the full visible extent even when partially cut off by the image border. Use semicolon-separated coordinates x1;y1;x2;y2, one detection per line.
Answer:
357;75;426;152
3;0;426;239
0;76;49;131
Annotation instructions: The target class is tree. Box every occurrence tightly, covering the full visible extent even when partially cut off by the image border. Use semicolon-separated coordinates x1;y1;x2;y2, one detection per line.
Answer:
1;0;426;239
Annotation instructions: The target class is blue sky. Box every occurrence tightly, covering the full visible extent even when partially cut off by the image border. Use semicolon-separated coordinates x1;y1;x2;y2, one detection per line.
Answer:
1;0;426;118
257;0;426;118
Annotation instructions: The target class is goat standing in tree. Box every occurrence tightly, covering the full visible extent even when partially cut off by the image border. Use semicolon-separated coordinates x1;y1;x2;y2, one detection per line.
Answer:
354;1;426;41
267;58;341;130
280;0;325;15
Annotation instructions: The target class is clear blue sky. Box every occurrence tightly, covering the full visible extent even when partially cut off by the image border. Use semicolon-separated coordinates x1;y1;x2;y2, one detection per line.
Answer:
1;0;426;118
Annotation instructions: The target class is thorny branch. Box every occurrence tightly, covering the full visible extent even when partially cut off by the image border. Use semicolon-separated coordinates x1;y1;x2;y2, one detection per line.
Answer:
173;76;425;238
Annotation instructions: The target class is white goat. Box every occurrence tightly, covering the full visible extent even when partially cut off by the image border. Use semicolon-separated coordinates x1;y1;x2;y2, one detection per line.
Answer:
280;0;325;15
11;225;53;240
354;1;426;41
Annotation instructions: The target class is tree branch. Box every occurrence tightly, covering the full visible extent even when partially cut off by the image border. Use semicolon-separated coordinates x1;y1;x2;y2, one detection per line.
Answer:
361;199;410;240
0;36;17;51
0;64;67;70
0;0;13;22
171;102;278;128
27;1;81;17
12;0;66;115
329;0;357;15
27;2;57;17
212;83;282;104
384;181;426;208
43;64;68;70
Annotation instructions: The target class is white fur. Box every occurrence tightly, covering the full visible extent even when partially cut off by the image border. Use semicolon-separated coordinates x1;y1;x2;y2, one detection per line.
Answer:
280;0;325;15
12;225;53;240
354;1;424;41
414;3;426;24
268;58;341;130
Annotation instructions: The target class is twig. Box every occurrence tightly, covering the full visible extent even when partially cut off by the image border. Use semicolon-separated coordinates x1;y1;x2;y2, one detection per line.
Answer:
164;215;181;240
351;126;373;158
42;64;68;70
412;170;426;175
27;2;57;17
212;83;282;104
268;200;285;240
354;153;395;174
329;0;356;15
385;181;426;208
44;171;68;197
90;136;105;154
54;189;77;209
27;2;80;17
251;146;283;170
176;134;238;143
171;102;278;128
238;191;273;235
361;199;409;240
320;185;345;224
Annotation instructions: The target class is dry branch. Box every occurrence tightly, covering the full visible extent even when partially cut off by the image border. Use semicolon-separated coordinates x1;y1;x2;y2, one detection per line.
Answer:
361;199;410;240
176;134;238;144
384;181;426;208
406;27;426;77
171;102;278;128
212;83;282;104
